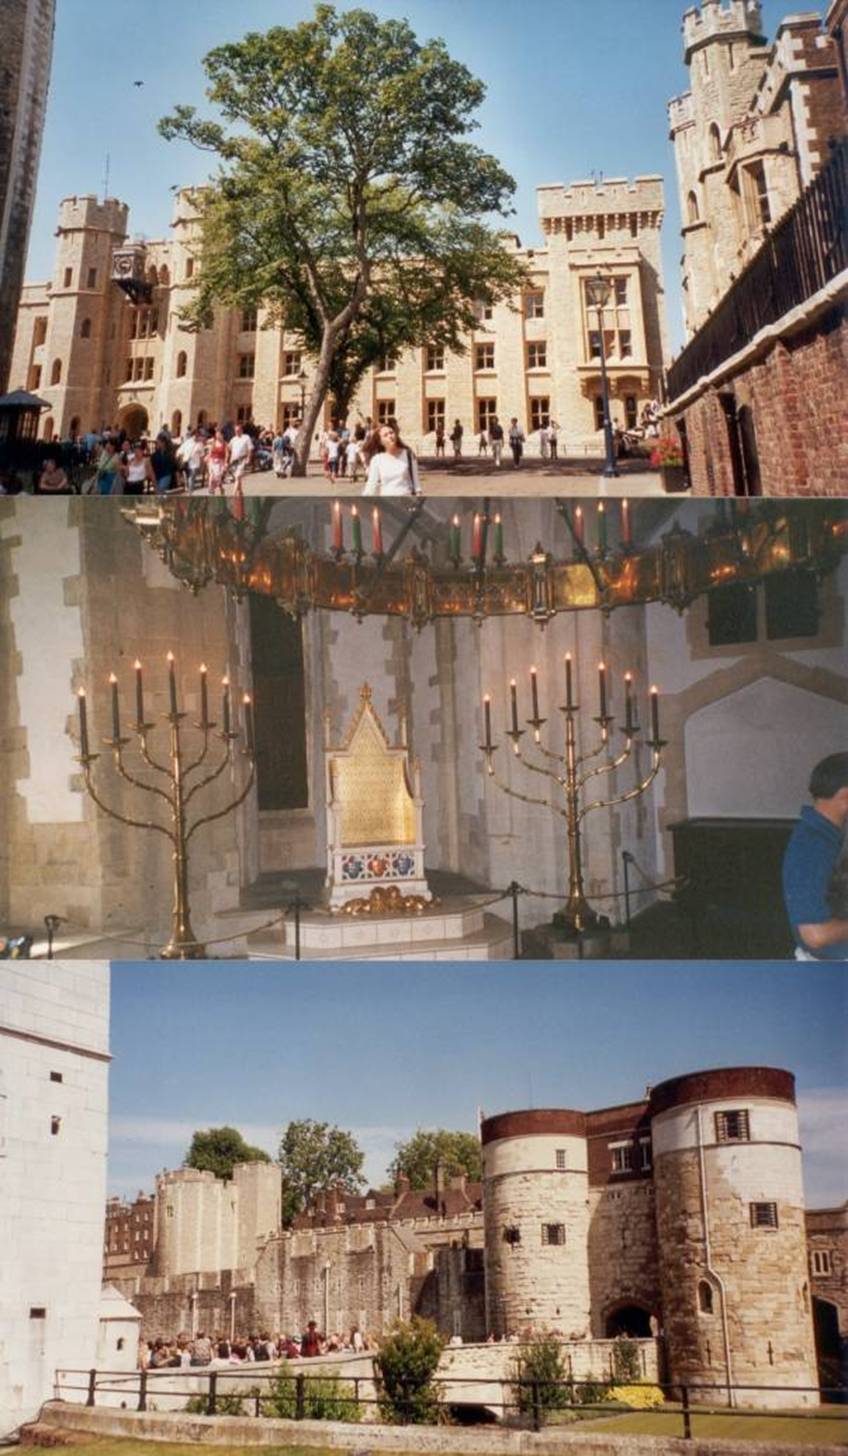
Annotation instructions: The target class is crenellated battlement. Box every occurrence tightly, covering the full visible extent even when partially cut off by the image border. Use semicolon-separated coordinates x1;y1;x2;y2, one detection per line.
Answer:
57;194;128;236
668;91;695;131
537;175;664;224
683;0;764;59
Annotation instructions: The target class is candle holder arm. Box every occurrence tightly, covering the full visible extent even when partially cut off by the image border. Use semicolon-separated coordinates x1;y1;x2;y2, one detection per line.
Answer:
81;762;176;843
488;768;568;818
185;756;256;843
183;725;214;779
111;748;176;809
532;740;568;767
514;748;565;788
574;738;609;770
183;740;232;806
137;731;175;778
578;755;662;823
578;739;633;789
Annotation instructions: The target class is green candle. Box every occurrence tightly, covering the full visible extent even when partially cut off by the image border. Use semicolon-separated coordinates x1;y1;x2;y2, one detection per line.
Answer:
222;676;231;736
598;661;607;719
109;673;121;741
351;504;363;554
167;652;178;716
78;688;89;757
450;514;461;560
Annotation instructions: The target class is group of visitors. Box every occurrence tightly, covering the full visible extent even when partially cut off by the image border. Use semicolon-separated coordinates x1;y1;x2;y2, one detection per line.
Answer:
30;420;261;498
138;1323;371;1370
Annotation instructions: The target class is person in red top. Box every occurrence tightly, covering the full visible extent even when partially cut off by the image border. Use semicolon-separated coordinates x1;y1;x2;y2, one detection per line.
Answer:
300;1320;323;1357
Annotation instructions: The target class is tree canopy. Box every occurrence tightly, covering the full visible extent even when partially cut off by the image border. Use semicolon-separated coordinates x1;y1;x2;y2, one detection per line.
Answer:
278;1118;365;1224
185;1125;272;1181
389;1128;481;1190
160;4;526;470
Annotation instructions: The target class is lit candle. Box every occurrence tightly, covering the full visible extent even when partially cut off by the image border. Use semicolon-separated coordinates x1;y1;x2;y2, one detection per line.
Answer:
222;675;231;736
510;678;519;735
483;694;493;750
351;504;363;555
494;512;504;560
372;507;384;556
565;653;574;709
598;661;608;719
530;666;540;721
78;687;89;758
199;664;209;728
243;693;255;754
621;498;632;548
134;659;144;726
597;502;608;553
471;512;483;563
450;513;461;560
167;652;178;716
624;672;634;735
574;506;584;548
109;672;121;742
332;500;343;552
650;685;661;743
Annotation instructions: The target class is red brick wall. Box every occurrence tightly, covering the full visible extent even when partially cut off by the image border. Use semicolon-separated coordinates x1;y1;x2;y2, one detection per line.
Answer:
678;306;848;495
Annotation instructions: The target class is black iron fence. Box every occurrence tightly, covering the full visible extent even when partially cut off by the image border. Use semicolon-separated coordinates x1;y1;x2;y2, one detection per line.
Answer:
53;1366;846;1442
666;138;848;403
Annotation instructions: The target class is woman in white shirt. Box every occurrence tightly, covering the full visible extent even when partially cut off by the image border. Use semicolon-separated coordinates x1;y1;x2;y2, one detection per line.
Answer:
363;425;421;496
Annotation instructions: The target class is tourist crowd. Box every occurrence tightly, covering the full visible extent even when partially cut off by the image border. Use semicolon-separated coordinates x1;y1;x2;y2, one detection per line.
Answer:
138;1323;371;1370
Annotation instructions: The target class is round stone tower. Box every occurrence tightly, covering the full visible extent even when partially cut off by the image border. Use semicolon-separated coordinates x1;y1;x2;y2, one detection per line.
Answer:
481;1109;591;1339
650;1067;818;1409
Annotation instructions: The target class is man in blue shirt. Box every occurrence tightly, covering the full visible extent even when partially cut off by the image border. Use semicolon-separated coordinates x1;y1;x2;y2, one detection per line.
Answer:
783;753;848;960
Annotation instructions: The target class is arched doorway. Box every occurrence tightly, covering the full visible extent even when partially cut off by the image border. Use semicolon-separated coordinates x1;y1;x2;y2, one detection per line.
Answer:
605;1303;654;1338
117;403;149;440
813;1298;845;1402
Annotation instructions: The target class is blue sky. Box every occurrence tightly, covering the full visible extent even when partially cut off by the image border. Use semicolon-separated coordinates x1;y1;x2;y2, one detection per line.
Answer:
27;0;790;354
109;960;848;1206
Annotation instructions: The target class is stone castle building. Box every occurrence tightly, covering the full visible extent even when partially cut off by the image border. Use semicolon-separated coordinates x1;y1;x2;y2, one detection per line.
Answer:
8;176;669;456
665;1;848;494
107;1066;844;1409
0;0;56;394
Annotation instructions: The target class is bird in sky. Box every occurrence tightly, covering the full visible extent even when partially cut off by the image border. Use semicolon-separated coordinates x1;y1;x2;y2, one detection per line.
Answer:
133;80;144;88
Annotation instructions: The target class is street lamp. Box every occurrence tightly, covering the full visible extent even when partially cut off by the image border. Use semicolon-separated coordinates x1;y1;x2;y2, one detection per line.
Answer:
586;272;620;479
298;368;308;420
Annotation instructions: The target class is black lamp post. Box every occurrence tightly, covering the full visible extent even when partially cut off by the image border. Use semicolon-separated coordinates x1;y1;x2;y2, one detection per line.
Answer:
298;368;308;420
586;272;619;479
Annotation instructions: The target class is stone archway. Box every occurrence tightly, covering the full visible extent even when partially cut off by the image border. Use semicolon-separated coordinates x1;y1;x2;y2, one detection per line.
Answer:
604;1302;654;1338
813;1298;843;1401
117;403;149;440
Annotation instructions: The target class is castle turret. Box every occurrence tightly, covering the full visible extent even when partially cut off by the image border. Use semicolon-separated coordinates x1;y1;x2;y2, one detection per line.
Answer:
650;1067;818;1409
481;1110;591;1338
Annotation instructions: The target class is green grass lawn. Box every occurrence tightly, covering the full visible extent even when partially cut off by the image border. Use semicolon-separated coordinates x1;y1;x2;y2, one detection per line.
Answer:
577;1409;848;1444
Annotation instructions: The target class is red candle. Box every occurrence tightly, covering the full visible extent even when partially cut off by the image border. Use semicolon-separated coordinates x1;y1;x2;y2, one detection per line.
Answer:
530;666;540;721
483;694;492;750
199;664;209;728
471;512;483;563
650;685;661;742
573;506;584;548
78;687;89;758
372;507;384;556
565;653;574;709
243;693;255;753
109;672;120;741
509;678;519;734
621;498;632;547
134;659;145;726
598;661;607;719
222;676;231;736
332;499;343;552
167;652;178;716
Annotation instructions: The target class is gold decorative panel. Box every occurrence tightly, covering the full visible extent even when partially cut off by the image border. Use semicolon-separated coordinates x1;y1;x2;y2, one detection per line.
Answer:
330;712;415;847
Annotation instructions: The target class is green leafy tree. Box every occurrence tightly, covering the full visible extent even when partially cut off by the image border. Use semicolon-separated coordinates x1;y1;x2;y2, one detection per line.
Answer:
513;1334;572;1420
376;1318;445;1425
184;1125;271;1181
159;5;525;474
389;1129;481;1190
278;1118;365;1224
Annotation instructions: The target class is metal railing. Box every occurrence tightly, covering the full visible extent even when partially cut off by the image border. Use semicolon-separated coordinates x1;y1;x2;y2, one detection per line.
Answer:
666;138;848;403
53;1366;846;1441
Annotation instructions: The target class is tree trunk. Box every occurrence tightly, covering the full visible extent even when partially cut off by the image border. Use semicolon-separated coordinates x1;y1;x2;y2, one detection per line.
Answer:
289;333;337;478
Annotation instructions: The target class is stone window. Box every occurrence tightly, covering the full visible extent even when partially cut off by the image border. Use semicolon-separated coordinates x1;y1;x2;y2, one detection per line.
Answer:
593;396;605;431
28;365;42;390
744;162;771;231
49;1071;63;1083
475;300;493;322
166;1205;174;1217
238;353;255;378
63;267;73;288
50;359;62;385
144;358;154;382
50;1116;61;1135
715;1109;750;1143
377;400;395;425
284;351;302;376
530;397;550;431
425;399;445;433
610;1143;634;1174
555;1149;567;1170
185;257;195;280
87;266;98;289
614;278;628;307
698;1280;714;1315
619;330;632;359
176;351;188;379
33;316;48;346
525;291;545;319
425;344;445;371
639;1137;652;1172
281;404;300;430
503;1225;521;1246
625;395;638;430
687;192;700;225
171;410;182;434
541;1223;566;1246
241;307;258;332
811;1250;833;1276
709;123;722;163
527;342;547;369
475;342;495;371
80;318;92;339
236;405;253;424
749;1201;778;1230
477;398;497;433
29;1308;46;1319
378;354;397;373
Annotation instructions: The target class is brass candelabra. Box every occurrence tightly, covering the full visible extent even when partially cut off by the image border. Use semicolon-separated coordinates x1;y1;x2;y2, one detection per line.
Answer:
481;660;666;934
74;656;256;959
